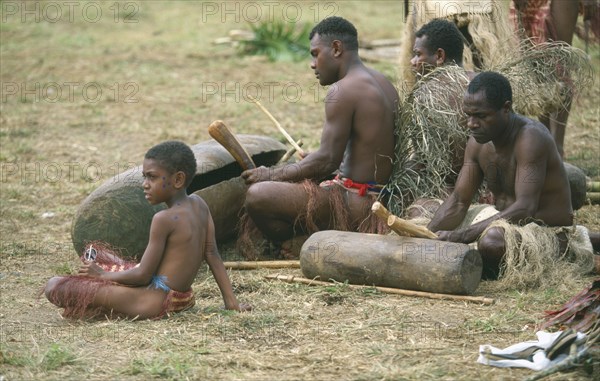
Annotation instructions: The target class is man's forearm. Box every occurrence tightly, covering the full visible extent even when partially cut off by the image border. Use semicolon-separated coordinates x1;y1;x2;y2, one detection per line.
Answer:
452;211;505;243
273;154;337;183
428;196;469;232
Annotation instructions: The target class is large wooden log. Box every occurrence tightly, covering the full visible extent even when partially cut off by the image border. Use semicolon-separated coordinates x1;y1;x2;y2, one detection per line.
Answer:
71;135;286;258
300;231;482;295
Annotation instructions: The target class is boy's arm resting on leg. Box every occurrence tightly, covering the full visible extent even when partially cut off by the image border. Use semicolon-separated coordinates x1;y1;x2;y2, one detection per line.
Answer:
79;211;171;286
205;215;252;312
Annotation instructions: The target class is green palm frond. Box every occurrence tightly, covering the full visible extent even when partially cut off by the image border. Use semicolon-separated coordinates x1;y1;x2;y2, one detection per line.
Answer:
238;20;311;62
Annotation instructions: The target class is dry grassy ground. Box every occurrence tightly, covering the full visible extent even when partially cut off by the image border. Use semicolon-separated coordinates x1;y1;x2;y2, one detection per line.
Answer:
1;1;599;380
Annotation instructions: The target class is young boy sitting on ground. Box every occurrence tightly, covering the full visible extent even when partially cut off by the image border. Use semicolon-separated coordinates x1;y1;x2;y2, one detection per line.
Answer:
45;140;251;319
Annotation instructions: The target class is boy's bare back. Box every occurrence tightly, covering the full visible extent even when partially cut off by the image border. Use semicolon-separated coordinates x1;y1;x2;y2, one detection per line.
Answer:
45;140;248;319
154;194;212;292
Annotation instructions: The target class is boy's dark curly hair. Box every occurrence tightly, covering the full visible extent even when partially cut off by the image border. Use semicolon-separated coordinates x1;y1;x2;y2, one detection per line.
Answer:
415;18;464;65
467;71;513;110
145;141;196;187
309;16;358;50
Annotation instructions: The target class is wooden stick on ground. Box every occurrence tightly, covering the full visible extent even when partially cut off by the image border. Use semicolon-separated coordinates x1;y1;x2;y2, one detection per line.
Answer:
246;94;306;156
587;192;600;204
224;260;300;270
372;201;438;239
587;181;600;192
265;274;495;305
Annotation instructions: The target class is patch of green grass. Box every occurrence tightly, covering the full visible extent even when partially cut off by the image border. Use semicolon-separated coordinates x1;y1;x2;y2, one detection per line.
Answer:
40;343;76;371
126;354;192;380
7;141;35;157
366;344;385;357
510;286;573;312
1;348;34;367
359;286;383;297
1;242;34;258
50;262;74;275
0;187;21;200
238;20;311;62
239;312;279;331
0;128;35;139
463;309;522;333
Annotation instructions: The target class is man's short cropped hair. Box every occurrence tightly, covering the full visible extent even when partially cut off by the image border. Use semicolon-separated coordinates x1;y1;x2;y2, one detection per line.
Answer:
467;71;513;110
415;19;464;65
309;16;359;50
145;141;196;187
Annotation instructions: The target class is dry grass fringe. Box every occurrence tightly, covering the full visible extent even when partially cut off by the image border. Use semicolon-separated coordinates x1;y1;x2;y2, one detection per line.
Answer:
486;40;594;117
460;5;516;70
406;211;595;291
236;211;268;261
237;180;389;259
485;220;595;291
304;180;388;235
302;180;344;232
47;276;112;319
385;66;470;216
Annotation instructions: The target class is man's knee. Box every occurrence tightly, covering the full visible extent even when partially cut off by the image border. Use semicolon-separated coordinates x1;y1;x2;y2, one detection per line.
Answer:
244;183;272;212
478;227;505;254
478;227;506;279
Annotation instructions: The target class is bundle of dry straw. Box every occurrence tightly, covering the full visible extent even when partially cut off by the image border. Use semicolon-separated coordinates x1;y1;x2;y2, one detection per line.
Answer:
385;65;469;217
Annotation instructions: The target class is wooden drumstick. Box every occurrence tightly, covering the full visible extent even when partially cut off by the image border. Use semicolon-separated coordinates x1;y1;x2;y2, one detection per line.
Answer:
387;215;438;239
371;201;438;239
371;201;392;221
246;95;306;156
208;120;256;171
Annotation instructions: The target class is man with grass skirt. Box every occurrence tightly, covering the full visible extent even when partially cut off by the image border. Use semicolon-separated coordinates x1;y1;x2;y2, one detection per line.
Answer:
427;72;594;287
510;0;599;158
386;16;592;217
385;19;476;217
239;16;399;258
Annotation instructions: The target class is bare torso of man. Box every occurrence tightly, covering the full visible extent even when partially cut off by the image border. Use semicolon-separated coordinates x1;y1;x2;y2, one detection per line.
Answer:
337;66;398;184
474;115;573;226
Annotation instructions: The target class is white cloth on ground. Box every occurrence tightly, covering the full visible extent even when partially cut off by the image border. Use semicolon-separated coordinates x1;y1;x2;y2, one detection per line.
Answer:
477;330;586;371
